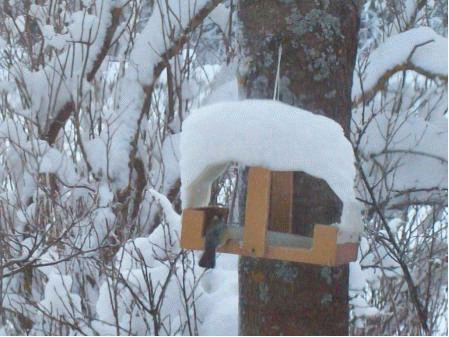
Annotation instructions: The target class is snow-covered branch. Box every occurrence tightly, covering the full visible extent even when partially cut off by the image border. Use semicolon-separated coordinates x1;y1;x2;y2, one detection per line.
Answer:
110;0;223;199
353;27;448;105
29;1;126;144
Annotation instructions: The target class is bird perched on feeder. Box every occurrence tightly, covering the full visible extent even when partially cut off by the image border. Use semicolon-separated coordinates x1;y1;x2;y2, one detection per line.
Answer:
199;214;229;269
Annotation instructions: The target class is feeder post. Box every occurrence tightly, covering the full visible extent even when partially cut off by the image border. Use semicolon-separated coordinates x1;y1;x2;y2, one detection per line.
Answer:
237;0;361;335
242;167;271;257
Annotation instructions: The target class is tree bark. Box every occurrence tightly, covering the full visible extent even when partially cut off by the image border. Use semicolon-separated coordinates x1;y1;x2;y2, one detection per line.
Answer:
237;0;361;335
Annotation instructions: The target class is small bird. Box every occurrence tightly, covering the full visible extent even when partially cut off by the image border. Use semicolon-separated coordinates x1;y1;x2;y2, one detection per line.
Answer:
199;214;229;269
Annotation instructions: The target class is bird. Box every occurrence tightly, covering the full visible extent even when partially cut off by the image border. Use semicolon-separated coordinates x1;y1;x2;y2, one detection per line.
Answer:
199;214;229;269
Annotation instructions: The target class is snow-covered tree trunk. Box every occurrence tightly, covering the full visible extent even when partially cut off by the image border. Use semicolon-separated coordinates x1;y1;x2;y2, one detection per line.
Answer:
237;0;361;334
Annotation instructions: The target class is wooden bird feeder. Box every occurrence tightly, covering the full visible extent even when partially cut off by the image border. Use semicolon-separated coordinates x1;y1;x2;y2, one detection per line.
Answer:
181;166;358;266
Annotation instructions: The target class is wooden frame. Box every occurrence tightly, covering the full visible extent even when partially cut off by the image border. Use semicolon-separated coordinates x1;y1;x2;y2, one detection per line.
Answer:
181;167;358;266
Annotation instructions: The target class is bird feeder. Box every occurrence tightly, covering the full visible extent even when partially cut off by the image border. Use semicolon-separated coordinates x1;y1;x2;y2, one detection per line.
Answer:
181;166;358;266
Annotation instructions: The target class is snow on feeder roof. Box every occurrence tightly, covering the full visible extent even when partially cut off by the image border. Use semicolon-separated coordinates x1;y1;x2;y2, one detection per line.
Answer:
180;100;361;265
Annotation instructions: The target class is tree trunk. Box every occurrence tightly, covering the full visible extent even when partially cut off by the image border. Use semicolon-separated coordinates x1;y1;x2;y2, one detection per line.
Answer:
237;0;361;335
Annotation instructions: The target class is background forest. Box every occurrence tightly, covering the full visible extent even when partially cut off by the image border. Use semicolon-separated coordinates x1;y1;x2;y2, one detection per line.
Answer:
0;0;447;335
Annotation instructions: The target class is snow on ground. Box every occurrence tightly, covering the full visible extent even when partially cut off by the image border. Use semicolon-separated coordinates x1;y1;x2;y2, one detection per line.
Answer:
92;204;238;335
180;99;362;242
197;255;239;335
